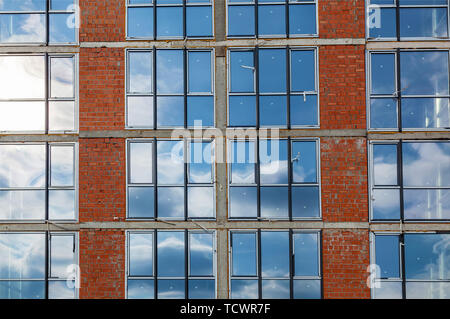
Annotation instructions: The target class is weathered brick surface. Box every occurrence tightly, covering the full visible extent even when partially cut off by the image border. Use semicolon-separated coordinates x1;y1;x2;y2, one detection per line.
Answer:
318;0;366;38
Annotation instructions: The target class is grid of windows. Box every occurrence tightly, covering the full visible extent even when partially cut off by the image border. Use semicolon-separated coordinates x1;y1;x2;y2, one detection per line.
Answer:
0;143;77;221
228;48;318;128
127;139;215;220
230;230;321;299
371;233;450;299
368;50;450;130
0;54;77;133
127;0;213;39
126;49;214;129
367;0;449;40
227;0;317;38
369;141;450;221
228;138;320;219
126;230;216;299
0;232;78;299
0;0;77;44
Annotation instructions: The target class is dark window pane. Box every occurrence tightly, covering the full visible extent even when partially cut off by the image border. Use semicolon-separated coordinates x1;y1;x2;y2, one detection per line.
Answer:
400;8;448;38
293;280;321;299
258;5;285;36
189;233;214;276
129;233;153;276
128;51;152;94
187;96;214;127
368;8;396;38
49;13;75;43
291;186;320;218
371;53;396;95
188;51;212;93
156;96;184;127
49;190;75;220
375;235;400;278
291;50;315;92
186;6;212;37
127;7;153;38
231;279;258;299
188;187;214;218
289;4;316;35
157;187;184;218
370;98;398;129
229;95;256;126
189;280;215;299
157;50;184;94
373;144;398;186
128;187;154;218
232;232;257;276
157;7;183;38
0;14;46;43
259;139;288;184
402;98;450;129
290;95;318;126
157;141;184;185
259;49;286;93
261;232;289;278
0;190;45;220
129;142;152;184
157;279;185;299
229;187;257;218
157;232;185;277
231;141;255;184
228;5;255;36
260;95;287;127
230;51;254;93
127;279;154;299
294;233;319;276
262;280;290;299
292;141;317;183
260;187;289;219
372;189;401;220
404;189;450;220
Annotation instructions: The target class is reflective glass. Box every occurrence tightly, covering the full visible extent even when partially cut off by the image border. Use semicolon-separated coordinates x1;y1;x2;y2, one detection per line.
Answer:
129;233;153;276
49;190;75;220
260;187;289;218
129;142;152;184
261;232;289;278
0;281;45;299
370;98;398;129
127;96;153;128
372;189;401;220
291;50;315;92
289;4;316;35
228;6;255;36
0;101;45;132
186;6;212;37
157;279;185;299
157;96;184;127
127;279;154;299
230;51;254;93
157;187;184;218
400;8;448;38
294;233;319;276
259;139;288;184
404;189;450;220
189;142;213;183
157;7;183;38
375;235;400;278
232;232;257;276
402;98;450;129
157;232;185;277
128;187;154;218
368;8;396;38
231;141;255;184
187;96;214;127
128;51;152;94
49;13;75;43
372;281;402;299
188;51;211;93
291;186;320;218
188;187;214;218
290;95;318;126
189;280;215;299
292;141;317;183
373;144;398;186
229;187;257;218
262;280;290;299
260;95;287;127
0;0;46;11
51;0;74;10
259;49;286;93
157;50;183;94
50;146;74;187
258;5;285;36
50;57;74;98
231;279;258;299
127;7;153;38
157;141;184;185
406;282;450;299
371;53;396;95
189;233;214;276
48;281;75;299
49;101;75;132
293;279;321;299
50;235;74;279
0;190;45;220
0;14;46;43
229;95;256;126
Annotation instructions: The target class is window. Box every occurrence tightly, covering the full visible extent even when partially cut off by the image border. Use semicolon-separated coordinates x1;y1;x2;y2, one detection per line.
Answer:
0;143;77;221
127;230;216;299
369;141;450;221
0;54;77;133
230;230;321;299
0;0;77;44
228;48;318;128
126;49;214;129
228;139;320;219
372;233;450;299
127;0;213;39
368;50;450;130
0;232;78;299
367;0;449;40
227;0;317;37
127;139;215;219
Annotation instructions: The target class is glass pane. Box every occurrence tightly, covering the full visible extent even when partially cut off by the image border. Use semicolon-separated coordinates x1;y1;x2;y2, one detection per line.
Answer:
189;142;213;183
404;234;450;280
230;187;257;218
127;279;154;299
290;94;318;126
228;6;255;36
231;141;255;184
188;51;211;93
0;101;45;131
259;139;288;184
406;282;450;299
0;55;45;99
258;5;285;36
402;142;450;187
293;279;321;299
292;141;317;183
129;142;152;184
0;14;46;43
232;232;257;276
49;190;75;220
0;0;46;11
189;233;214;276
186;6;212;37
157;187;184;218
0;281;45;299
128;187;154;218
375;235;400;278
0;233;45;279
229;95;256;126
294;233;319;276
291;186;320;218
157;279;185;299
291;50;315;92
49;101;75;132
404;189;450;220
370;98;398;129
156;96;184;127
50;57;74;98
50;235;75;279
400;8;448;38
127;7;154;38
400;51;449;96
187;96;214;127
289;4;316;35
157;50;183;94
49;13;76;43
157;141;184;185
261;231;289;278
262;280;290;299
371;53;395;95
231;279;258;299
373;281;402;299
128;51;152;93
230;51;254;93
373;144;398;186
0;144;45;188
259;49;286;93
129;233;153;276
48;281;75;299
159;0;182;4
372;189;401;220
51;0;74;10
0;190;45;220
157;7;183;38
189;280;215;299
260;95;287;127
157;231;185;277
127;96;153;128
51;146;74;187
188;187;214;218
402;98;450;129
368;8;396;38
399;0;448;4
260;187;289;219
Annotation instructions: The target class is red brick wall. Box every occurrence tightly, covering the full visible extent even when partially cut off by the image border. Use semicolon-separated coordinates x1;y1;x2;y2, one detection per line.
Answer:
322;229;370;299
319;45;366;130
79;0;126;42
79;48;125;131
79;138;126;222
321;137;368;222
318;0;366;38
79;229;125;299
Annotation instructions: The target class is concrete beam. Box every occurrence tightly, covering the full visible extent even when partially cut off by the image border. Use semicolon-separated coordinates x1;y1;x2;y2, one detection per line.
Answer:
367;41;450;50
